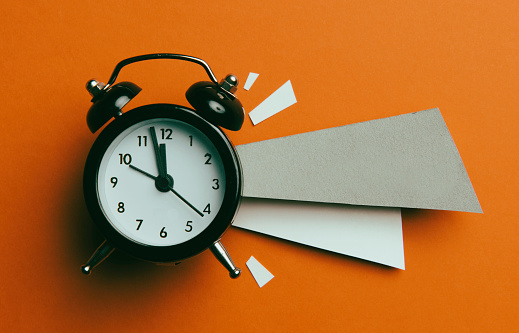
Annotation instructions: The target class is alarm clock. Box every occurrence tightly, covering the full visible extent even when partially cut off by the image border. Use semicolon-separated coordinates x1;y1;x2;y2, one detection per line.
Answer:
81;54;244;278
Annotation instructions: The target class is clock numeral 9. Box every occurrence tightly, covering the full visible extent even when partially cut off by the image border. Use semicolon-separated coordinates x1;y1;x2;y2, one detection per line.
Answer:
118;153;132;165
117;202;125;213
110;177;118;188
160;227;168;238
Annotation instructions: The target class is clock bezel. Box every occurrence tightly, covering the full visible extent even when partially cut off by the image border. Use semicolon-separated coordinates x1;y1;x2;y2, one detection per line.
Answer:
83;103;242;263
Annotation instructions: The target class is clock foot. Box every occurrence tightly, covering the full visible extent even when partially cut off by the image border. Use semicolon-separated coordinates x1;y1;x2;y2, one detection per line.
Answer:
81;241;115;275
209;240;241;279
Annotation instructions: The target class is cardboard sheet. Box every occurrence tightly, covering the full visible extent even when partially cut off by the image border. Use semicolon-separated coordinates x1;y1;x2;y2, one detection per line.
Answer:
236;109;482;213
234;198;404;269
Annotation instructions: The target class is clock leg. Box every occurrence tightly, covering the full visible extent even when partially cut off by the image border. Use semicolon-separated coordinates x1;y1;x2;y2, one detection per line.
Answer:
209;240;241;279
81;241;115;275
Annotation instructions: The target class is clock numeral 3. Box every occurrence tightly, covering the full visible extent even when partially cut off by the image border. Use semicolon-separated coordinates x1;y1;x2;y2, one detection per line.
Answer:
160;227;168;238
212;179;219;190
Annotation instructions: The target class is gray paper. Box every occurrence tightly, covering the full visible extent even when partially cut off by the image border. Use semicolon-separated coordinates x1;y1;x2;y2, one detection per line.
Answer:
236;108;482;213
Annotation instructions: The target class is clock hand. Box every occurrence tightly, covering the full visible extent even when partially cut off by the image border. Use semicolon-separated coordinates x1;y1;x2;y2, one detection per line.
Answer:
149;126;167;178
160;143;167;174
128;164;204;217
129;164;156;179
167;185;204;217
129;164;172;191
157;145;204;216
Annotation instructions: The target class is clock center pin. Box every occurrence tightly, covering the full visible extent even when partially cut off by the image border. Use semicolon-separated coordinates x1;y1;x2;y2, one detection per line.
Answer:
155;174;174;192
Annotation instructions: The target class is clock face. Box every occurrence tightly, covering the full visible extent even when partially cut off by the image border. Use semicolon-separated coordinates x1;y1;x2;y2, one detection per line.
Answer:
84;104;242;262
97;118;226;246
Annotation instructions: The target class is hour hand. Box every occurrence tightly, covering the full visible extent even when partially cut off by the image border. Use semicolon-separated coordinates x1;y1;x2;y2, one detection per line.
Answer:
159;143;167;174
129;164;156;180
149;126;167;178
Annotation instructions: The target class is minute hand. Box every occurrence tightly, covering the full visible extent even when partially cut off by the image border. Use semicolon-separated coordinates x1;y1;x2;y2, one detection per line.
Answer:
128;164;204;217
157;143;203;216
167;185;204;217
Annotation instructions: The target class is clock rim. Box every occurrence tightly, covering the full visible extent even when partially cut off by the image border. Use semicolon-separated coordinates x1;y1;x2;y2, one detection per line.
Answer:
83;103;242;263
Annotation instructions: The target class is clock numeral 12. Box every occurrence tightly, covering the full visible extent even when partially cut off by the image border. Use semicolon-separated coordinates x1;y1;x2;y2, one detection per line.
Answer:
161;128;172;140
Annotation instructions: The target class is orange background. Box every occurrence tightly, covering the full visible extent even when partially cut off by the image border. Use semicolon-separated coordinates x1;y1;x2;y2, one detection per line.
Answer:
0;1;517;332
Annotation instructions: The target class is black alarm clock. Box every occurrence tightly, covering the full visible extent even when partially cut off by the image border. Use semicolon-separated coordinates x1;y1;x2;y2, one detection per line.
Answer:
81;54;244;278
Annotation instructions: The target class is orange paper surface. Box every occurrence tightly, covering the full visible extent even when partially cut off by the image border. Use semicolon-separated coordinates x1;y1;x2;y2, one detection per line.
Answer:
0;1;517;332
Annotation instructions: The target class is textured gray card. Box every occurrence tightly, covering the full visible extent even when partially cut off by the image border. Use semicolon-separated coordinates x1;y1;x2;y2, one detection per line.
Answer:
236;108;482;213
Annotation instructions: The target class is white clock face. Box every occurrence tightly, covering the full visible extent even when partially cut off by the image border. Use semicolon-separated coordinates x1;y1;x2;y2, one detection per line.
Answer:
97;118;226;247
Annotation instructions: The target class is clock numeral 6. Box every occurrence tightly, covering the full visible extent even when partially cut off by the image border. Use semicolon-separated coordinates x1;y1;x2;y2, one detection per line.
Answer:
160;227;168;238
185;221;193;232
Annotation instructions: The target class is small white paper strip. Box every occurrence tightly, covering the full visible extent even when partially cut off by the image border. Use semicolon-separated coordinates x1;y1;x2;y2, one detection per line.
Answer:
234;198;405;269
243;72;259;91
248;80;297;125
246;256;275;288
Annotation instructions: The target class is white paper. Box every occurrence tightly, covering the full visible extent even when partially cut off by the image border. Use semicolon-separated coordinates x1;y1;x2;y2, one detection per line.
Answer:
234;198;405;269
243;72;259;91
248;80;297;125
246;256;274;288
